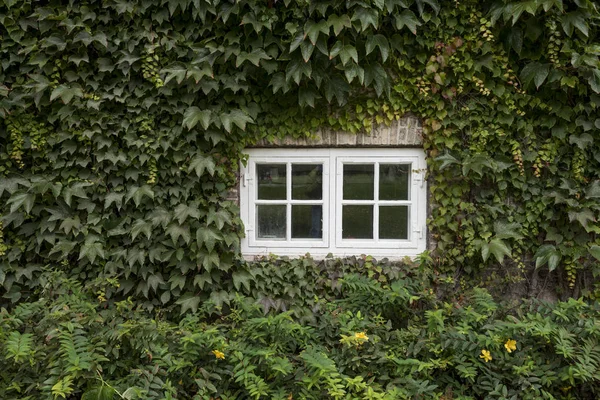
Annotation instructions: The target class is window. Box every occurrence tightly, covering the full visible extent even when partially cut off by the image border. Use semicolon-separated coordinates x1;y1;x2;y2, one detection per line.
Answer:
240;148;427;259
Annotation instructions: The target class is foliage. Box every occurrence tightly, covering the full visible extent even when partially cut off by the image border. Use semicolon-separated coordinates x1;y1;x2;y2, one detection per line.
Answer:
2;264;600;399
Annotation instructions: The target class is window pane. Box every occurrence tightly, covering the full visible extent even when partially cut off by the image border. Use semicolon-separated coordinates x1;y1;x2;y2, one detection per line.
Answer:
292;205;322;239
292;164;322;200
342;205;373;239
343;164;374;200
379;206;408;239
257;205;286;239
257;164;286;200
379;164;410;200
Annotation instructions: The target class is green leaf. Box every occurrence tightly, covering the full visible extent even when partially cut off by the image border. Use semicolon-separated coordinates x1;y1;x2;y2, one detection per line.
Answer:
487;238;511;264
568;133;593;150
50;84;84;104
236;49;270;67
436;153;459;170
304;20;329;45
126;185;154;207
183;107;212;130
104;192;124;210
174;204;201;224
298;87;318;107
166;224;191;244
207;209;232;230
560;11;589;37
351;7;378;31
176;293;201;314
162;64;187;85
188;154;216;177
79;239;105;264
395;10;421;34
338;45;358;66
535;244;561;271
590;245;600;262
493;221;523;240
82;385;116;400
232;270;252;291
300;41;314;62
196;227;222;253
586;181;600;198
327;14;351;36
365;34;390;62
520;62;550;89
7;192;35;214
568;209;594;230
131;219;152;240
220;109;253;132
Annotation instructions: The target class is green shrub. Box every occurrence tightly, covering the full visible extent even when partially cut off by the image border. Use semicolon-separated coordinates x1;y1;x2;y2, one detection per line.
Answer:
2;264;600;399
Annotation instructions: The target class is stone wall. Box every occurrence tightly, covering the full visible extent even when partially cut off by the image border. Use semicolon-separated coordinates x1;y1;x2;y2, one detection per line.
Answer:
252;114;423;148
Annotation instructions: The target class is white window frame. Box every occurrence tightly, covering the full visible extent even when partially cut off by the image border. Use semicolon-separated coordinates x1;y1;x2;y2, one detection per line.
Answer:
240;148;427;260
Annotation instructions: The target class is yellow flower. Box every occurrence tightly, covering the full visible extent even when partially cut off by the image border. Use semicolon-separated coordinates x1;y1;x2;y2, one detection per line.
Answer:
479;349;492;362
354;332;369;341
504;339;517;353
212;350;225;360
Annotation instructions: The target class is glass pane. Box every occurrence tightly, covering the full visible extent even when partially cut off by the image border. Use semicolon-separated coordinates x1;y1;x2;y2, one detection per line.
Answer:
379;206;409;239
292;205;322;239
292;164;322;200
379;164;410;200
257;205;286;239
342;205;373;239
257;164;286;200
343;164;374;200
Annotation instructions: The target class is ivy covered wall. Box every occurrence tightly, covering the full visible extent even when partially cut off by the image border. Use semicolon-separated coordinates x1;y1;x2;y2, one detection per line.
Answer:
1;0;600;312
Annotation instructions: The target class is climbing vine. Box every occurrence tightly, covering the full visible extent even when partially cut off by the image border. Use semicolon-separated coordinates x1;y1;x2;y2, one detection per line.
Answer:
1;0;600;308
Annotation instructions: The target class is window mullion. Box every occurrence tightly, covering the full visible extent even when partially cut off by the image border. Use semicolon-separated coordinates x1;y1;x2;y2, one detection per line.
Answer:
374;162;379;241
286;162;292;241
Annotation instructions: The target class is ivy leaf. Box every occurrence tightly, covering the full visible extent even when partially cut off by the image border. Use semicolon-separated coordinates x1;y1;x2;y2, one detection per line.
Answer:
207;209;232;230
162;64;187;85
82;385;117;400
183;107;212;130
50;85;84;104
560;11;589;37
232;270;252;291
174;204;201;224
166;224;191;244
436;153;459;170
298;87;318;108
188;154;216;177
131;219;152;240
196;227;222;253
220;109;253;132
590;245;600;262
484;238;511;264
269;73;291;94
104;192;124;210
176;294;201;314
520;62;550;89
286;58;312;84
365;34;390;62
351;7;378;31
586;181;600;198
415;0;440;15
568;133;593;150
289;32;304;53
79;238;105;264
236;49;270;67
568;209;595;230
125;185;154;207
327;14;351;36
7;192;35;213
344;63;365;85
395;10;421;34
338;45;358;66
300;41;314;62
304;20;329;45
535;244;561;271
494;221;523;240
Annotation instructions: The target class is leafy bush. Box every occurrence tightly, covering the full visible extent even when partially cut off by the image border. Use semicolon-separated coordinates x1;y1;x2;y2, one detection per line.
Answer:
2;263;600;399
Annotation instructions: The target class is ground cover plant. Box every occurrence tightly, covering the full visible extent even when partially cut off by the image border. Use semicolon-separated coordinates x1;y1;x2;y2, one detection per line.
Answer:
1;0;600;398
